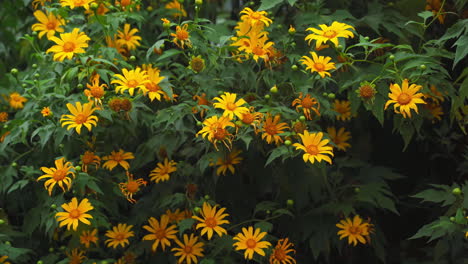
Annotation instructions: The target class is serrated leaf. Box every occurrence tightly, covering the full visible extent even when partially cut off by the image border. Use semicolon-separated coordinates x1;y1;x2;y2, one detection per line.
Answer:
178;218;195;235
254;221;273;232
453;35;468;68
265;146;288;167
258;0;283;11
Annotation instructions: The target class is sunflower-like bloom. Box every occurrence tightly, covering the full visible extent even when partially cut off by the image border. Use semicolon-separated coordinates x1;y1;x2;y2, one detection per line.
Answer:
188;55;205;73
8;92;27;109
106;35;126;55
215;149;243;176
141;64;166;102
41;107;52;117
197;115;235;150
384;79;426;118
119;171;147;203
326;127;351;151
55;197;94;231
80;229;98;248
60;102;98;134
164;209;192;224
292;93;321;120
171;234;204;264
84;74;106;108
305;21;355;49
66;248;86;264
38;157;75;196
293;131;334;164
333;100;352;121
233;226;272;260
269;238;296;264
165;0;187;18
0;112;7;122
105;223;134;249
102;149;134;171
142;215;178;252
261;114;289;145
426;0;445;24
336;215;373;246
47;28;90;61
116;24;142;51
149;158;177;183
171;24;191;49
60;0;94;9
80;151;100;173
240;7;273;27
193;202;230;240
240;107;263;132
213;92;249;119
31;10;65;39
0;256;11;264
300;52;336;78
111;67;149;96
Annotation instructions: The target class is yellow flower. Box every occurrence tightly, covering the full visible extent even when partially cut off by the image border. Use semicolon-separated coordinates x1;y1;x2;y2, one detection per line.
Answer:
41;107;52;117
426;0;445;24
80;151;100;173
326;127;351;151
141;64;166;102
60;102;98;134
116;24;142;51
333;100;352;121
299;52;336;78
424;102;443;123
171;234;205;264
213;92;249;119
261;114;289;145
37;157;75;196
102;149;134;171
336;215;373;246
193;202;230;240
60;0;94;10
269;238;296;264
149;158;177;183
215;149;242;176
0;256;11;264
119;171;147;203
111;67;149;96
291;93;320;120
305;21;355;49
47;28;90;61
66;248;86;264
142;215;178;252
240;7;273;27
293;131;334;164
32;0;51;9
192;93;211;118
170;24;191;49
233;226;272;260
0;112;7;122
80;229;98;248
384;79;426;118
55;197;94;231
165;0;187;18
8;92;27;109
105;223;134;249
84;74;107;108
196;115;235;150
164;209;192;224
161;18;171;26
189;55;205;73
239;107;263;132
31;10;65;39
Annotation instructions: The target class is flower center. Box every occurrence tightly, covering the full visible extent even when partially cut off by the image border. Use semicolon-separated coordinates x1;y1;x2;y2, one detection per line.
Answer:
184;245;193;254
63;41;76;52
112;153;123;162
246;238;257;249
252;46;265;56
205;217;217;228
127;79;138;88
46;22;57;30
126;181;139;193
197;97;209;106
74;0;85;6
145;82;161;92
264;124;277;135
274;249;287;260
348;226;361;235
176;30;189;40
306;144;319;155
115;233;125;241
69;209;81;219
397;93;411;105
226;102;237;111
191;58;204;72
359;85;374;98
213;128;228;140
154;228;166;239
242;113;254;124
251;12;261;20
314;63;325;71
74;113;88;124
90;87;104;98
301;97;314;109
323;30;337;38
53;169;67;181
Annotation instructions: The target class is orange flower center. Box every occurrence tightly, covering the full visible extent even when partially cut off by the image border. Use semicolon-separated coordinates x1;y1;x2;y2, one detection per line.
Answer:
190;58;204;72
112;153;123;162
323;30;337;39
242;113;254;124
184;245;193;254
145;82;161;92
226;102;237;111
250;12;261;20
11;95;22;102
213;128;228;140
397;93;411;105
63;41;76;52
69;209;81;219
314;63;325;71
90;86;104;98
53;169;68;181
74;0;85;6
115;233;125;241
359;85;374;99
274;248;287;260
264;123;278;135
46;21;57;30
127;79;138;88
197;97;209;106
154;228;166;239
205;217;217;228
348;226;361;235
252;46;265;56
306;144;319;155
176;30;189;40
301;97;314;109
121;0;131;6
126;181;139;193
74;113;88;124
246;238;257;249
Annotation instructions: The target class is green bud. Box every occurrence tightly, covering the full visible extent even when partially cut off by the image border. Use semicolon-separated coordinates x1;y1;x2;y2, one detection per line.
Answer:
49;247;54;253
58;143;64;149
129;56;136;61
276;24;283;29
452;187;462;196
270;85;278;93
11;162;17;167
90;2;98;9
299;116;306;122
160;44;166;49
77;84;83;89
235;120;243;127
286;199;294;206
364;36;370;41
266;210;271;214
420;64;426;70
204;195;210;200
450;216;455;222
60;246;66;251
322;92;328;97
328;93;336;99
195;0;203;5
178;0;184;3
264;94;271;99
0;219;5;225
389;55;395;60
4;241;11;246
284;140;292;146
101;261;108;264
196;121;202;126
50;204;57;209
3;124;8;129
22;84;27;88
37;261;43;264
34;73;40;78
248;1;254;6
336;45;343;50
354;187;360;193
194;207;201;213
32;64;38;69
146;6;153;11
75;166;81;172
291;65;298;71
290;42;296;48
32;31;38;36
10;68;18;75
217;90;224;95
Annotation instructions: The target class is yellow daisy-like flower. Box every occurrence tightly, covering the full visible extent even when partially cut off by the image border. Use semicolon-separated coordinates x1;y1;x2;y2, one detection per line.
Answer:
66;248;86;264
106;35;126;55
165;0;187;18
326;127;351;151
424;102;443;123
0;256;11;264
305;21;355;49
196;115;235;151
336;215;373;246
142;215;178;252
84;74;107;108
233;226;272;260
215;149;243;176
240;107;263;132
299;52;336;78
141;64;166;102
31;10;65;40
291;93;321;120
269;238;296;264
170;24;192;49
261;114;289;145
105;223;134;249
111;67;149;96
116;24;142;51
293;131;334;164
80;229;98;248
149;158;177;183
165;209;192;224
37;157;75;196
41;107;52;117
384;79;426;118
192;202;230;240
32;0;51;9
102;149;134;171
213;92;249;119
0;112;7;122
60;102;98;134
171;234;205;264
55;197;94;231
80;151;100;173
333;100;352;121
8;92;27;109
47;28;90;62
60;0;94;10
240;7;273;27
119;171;147;203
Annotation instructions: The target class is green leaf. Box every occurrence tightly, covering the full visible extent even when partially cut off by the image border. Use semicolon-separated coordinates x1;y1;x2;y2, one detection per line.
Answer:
286;0;297;6
265;146;289;167
258;0;284;11
417;11;435;22
156;49;183;62
178;218;195;235
146;39;165;60
412;185;455;206
453;35;468;68
272;208;294;217
254;221;273;232
254;201;278;215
